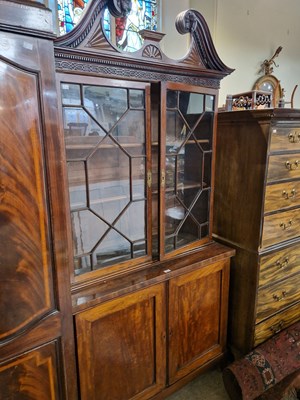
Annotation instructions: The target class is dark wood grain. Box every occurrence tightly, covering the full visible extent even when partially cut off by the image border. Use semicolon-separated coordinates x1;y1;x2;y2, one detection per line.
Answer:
267;153;300;182
214;109;300;357
76;284;166;400
0;2;77;398
259;243;300;286
269;124;300;152
254;301;300;346
0;58;53;339
168;259;230;384
0;342;60;400
262;208;300;248
264;180;300;213
256;273;300;322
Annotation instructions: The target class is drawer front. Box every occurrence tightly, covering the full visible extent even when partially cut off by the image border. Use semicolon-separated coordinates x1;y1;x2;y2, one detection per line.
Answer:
256;273;300;322
270;124;300;152
267;153;300;182
259;243;300;287
254;301;300;347
264;180;300;213
261;208;300;248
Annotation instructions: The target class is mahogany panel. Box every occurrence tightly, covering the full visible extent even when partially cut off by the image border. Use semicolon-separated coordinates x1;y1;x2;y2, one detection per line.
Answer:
256;273;300;322
0;58;54;340
259;243;300;287
267;153;300;182
76;284;166;400
0;341;61;399
264;180;300;213
269;124;300;152
261;207;300;248
254;301;300;347
168;260;229;384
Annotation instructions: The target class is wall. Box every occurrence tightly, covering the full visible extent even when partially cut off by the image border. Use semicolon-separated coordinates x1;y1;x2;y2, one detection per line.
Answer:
161;0;300;108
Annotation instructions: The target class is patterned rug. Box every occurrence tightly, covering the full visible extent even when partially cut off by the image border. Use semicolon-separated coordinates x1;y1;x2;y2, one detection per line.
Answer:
223;321;300;399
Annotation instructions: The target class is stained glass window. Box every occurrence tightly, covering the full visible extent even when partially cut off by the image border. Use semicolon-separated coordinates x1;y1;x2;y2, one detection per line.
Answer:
58;0;158;53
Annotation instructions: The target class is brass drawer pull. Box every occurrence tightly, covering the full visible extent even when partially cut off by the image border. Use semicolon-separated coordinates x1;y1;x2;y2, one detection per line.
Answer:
285;160;299;170
276;257;289;269
282;189;296;199
273;291;287;301
280;220;293;230
270;320;284;334
288;132;300;143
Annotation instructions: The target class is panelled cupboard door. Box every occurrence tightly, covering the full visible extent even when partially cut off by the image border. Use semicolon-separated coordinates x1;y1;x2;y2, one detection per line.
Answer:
75;284;166;400
168;260;230;384
0;19;76;400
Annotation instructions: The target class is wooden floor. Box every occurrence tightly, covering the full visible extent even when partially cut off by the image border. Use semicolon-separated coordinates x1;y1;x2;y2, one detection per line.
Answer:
166;369;230;400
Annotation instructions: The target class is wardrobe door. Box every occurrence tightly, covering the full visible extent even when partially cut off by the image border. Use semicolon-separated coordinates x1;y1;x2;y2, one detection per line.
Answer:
0;5;76;398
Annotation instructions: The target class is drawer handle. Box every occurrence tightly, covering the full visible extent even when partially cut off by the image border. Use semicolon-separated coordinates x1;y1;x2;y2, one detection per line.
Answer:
280;220;293;230
282;189;296;199
276;257;289;268
273;291;287;301
288;132;300;143
285;160;299;170
270;320;284;334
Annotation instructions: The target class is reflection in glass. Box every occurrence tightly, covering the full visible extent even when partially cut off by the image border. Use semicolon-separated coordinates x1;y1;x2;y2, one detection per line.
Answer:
111;109;145;150
164;89;215;253
67;162;87;209
61;83;81;105
129;89;145;108
61;81;148;274
83;86;128;131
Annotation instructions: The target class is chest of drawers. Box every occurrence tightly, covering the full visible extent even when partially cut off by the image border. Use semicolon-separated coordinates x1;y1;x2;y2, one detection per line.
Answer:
213;109;300;356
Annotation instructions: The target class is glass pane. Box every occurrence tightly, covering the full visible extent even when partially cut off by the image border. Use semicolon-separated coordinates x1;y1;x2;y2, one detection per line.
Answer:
205;95;215;112
111;109;145;151
115;201;146;241
166;155;176;189
166;110;188;153
132;157;146;200
71;210;109;256
164;88;214;254
63;107;106;159
129;89;145;109
60;81;149;274
178;215;199;243
88;136;130;223
83;86;128;131
61;83;81;105
179;92;204;129
67;162;87;210
74;255;92;275
193;112;214;151
165;195;185;235
133;241;146;258
93;230;131;268
167;90;178;108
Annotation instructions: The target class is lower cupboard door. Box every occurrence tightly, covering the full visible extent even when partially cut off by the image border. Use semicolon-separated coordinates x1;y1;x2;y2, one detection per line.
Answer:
75;284;166;400
168;260;230;384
